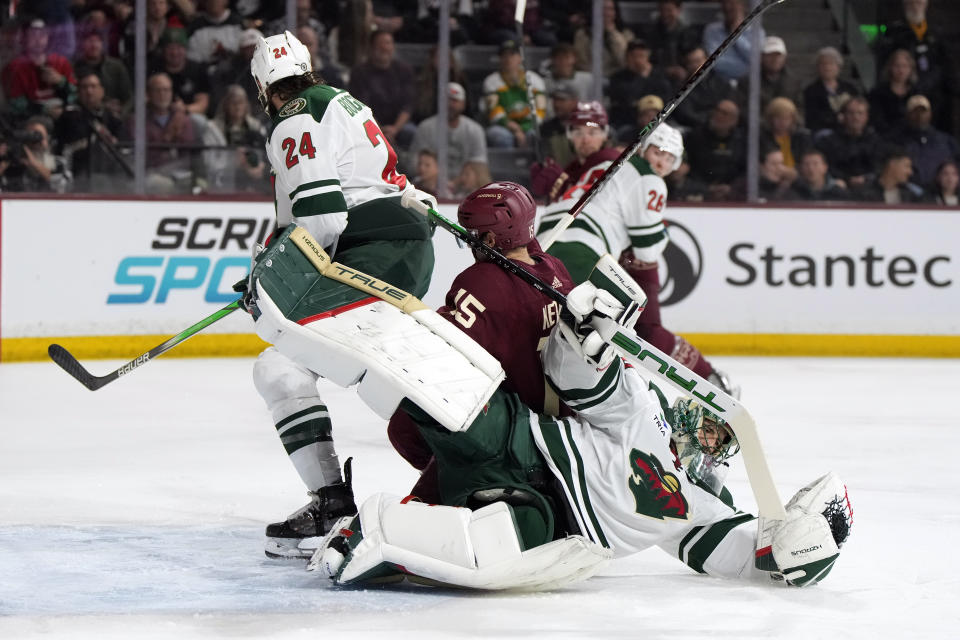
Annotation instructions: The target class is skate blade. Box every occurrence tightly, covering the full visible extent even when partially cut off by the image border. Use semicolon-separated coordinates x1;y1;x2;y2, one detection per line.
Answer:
264;535;322;559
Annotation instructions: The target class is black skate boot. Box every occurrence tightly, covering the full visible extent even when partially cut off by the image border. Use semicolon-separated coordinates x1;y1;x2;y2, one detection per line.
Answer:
265;458;357;559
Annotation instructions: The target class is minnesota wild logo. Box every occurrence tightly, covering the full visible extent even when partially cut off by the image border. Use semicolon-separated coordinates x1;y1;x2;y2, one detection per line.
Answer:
279;97;307;118
628;448;689;520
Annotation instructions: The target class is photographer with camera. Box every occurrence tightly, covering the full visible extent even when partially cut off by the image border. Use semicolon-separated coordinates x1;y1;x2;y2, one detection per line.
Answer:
0;116;72;193
1;18;77;119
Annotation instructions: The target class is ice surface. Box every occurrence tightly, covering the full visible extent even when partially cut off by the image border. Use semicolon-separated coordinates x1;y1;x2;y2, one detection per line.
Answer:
2;355;959;639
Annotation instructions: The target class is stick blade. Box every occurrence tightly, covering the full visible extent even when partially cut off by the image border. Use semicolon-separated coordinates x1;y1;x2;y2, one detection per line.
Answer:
47;343;106;391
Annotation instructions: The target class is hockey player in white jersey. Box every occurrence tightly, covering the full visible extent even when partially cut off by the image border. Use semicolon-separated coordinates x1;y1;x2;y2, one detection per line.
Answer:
536;102;739;398
242;31;437;559
301;259;852;592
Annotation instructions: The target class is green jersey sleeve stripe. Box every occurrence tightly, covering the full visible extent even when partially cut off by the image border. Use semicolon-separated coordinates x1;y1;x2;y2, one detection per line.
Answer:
684;513;756;574
627;221;666;231
575;212;613;252
547;361;620;403
569;371;622;410
629;230;668;248
678;525;706;571
289;178;341;200
292;191;348;218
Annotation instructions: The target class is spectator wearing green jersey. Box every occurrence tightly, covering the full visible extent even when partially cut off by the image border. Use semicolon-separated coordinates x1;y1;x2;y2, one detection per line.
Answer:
482;40;547;148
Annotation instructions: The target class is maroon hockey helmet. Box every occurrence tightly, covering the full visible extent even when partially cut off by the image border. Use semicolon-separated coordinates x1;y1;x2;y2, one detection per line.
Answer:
566;101;609;130
458;181;537;251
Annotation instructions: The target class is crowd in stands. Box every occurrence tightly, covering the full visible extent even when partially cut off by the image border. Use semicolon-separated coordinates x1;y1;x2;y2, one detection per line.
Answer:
0;0;955;206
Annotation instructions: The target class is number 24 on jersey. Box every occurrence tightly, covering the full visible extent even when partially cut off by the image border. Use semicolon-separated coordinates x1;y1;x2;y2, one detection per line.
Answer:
279;119;406;189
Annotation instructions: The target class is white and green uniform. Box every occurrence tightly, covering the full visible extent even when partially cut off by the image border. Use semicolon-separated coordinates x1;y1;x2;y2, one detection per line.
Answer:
537;155;668;283
409;330;767;580
533;332;761;577
255;84;433;494
267;84;411;251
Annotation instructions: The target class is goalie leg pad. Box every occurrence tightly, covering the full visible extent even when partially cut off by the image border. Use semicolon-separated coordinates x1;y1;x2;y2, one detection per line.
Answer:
311;493;612;591
254;281;504;433
757;472;852;587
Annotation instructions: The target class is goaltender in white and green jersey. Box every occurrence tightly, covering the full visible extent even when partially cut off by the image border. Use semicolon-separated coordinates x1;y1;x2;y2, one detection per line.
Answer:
260;258;853;591
243;30;436;560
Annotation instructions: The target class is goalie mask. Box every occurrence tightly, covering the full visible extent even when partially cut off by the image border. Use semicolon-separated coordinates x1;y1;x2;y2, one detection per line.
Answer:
251;31;312;112
671;396;739;492
641;123;684;173
458;181;537;252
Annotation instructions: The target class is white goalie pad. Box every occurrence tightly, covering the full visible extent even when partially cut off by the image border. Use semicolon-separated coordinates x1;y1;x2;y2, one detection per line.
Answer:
312;493;611;591
254;282;505;432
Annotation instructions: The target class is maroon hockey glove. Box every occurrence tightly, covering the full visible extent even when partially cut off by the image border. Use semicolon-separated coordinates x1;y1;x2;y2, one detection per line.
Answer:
530;159;568;200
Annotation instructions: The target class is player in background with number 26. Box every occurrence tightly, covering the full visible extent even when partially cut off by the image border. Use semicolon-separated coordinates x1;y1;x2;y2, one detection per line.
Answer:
243;31;437;559
534;102;739;399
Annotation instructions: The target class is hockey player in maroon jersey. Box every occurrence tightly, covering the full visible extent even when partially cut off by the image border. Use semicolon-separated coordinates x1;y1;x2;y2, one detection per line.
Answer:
533;101;739;398
530;100;621;204
387;181;575;501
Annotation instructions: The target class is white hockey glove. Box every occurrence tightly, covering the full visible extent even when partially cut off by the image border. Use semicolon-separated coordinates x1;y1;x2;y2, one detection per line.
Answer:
401;186;439;215
756;472;852;587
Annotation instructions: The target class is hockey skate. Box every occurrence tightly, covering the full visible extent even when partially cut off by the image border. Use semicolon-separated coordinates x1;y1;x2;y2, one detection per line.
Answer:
265;458;357;559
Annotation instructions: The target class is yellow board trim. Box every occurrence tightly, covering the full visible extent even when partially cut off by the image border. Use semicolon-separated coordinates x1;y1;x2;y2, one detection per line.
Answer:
3;333;958;363
2;334;269;363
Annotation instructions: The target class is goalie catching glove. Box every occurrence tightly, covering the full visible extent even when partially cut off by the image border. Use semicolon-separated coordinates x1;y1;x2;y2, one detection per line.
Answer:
558;254;647;369
756;471;853;587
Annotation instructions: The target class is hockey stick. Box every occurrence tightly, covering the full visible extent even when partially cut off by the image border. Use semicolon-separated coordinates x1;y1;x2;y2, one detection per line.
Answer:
48;301;241;391
401;191;786;519
538;0;786;250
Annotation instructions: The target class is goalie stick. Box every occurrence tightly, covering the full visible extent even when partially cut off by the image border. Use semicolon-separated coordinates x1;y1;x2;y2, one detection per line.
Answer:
401;191;786;520
538;0;787;250
48;301;240;391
